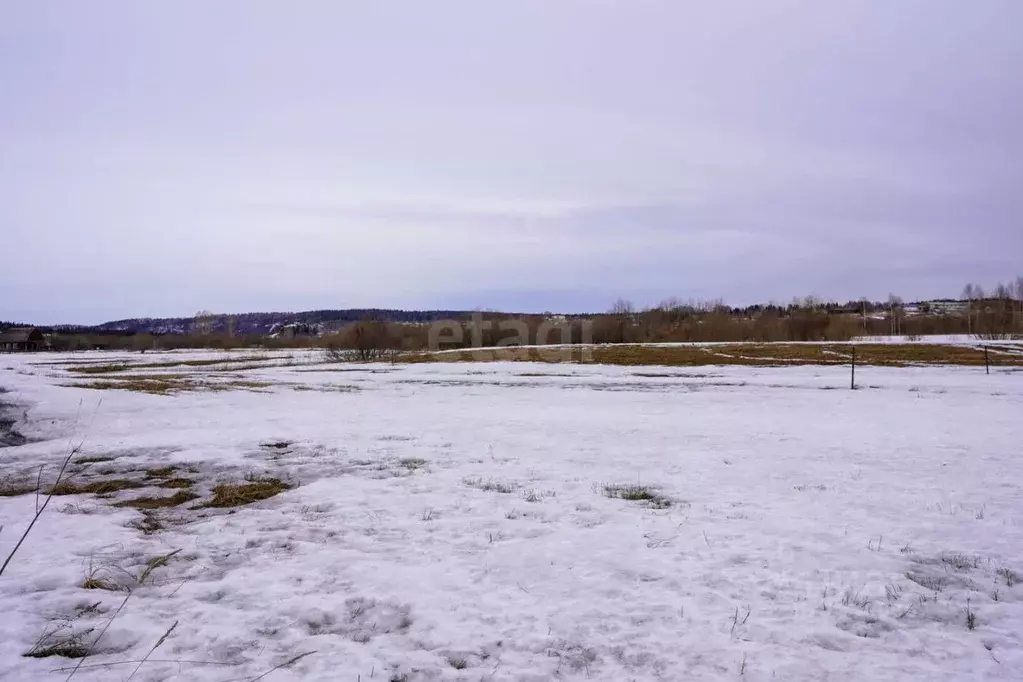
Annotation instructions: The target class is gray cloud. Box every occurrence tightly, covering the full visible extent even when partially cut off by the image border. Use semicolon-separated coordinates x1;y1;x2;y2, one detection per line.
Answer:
1;1;1021;323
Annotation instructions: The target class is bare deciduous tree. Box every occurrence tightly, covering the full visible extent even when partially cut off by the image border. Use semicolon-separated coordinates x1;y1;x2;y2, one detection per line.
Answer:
193;310;215;336
887;293;904;336
610;299;635;316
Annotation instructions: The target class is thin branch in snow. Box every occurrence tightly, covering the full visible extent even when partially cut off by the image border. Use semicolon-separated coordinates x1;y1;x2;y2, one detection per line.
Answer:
243;651;317;682
34;465;44;514
63;591;131;681
49;659;236;673
126;620;179;680
0;412;86;577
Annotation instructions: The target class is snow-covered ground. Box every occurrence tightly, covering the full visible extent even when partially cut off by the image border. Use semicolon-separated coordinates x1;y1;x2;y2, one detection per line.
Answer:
1;351;1022;681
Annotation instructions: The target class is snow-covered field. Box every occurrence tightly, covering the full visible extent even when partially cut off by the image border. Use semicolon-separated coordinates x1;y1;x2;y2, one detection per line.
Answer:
1;351;1022;681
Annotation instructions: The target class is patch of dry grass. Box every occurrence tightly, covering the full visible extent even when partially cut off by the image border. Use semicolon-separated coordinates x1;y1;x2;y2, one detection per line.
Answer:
0;477;36;497
49;479;144;496
101;373;192;380
213;362;278;371
66;356;273;375
204;477;290;508
144;466;177;478
210;380;274;392
63;376;274;395
402;343;1023;368
64;363;134;375
156;477;193;489
397;457;428;471
293;366;395;373
291;384;361;393
74;455;117;465
62;378;188;395
113;490;198;509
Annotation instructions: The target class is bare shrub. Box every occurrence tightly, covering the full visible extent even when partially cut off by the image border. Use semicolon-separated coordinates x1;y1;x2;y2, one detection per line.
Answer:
324;319;398;362
997;567;1020;587
965;598;977;631
940;552;979;572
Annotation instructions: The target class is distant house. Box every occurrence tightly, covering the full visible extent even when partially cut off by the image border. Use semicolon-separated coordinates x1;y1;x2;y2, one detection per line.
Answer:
268;322;319;340
928;300;968;314
0;327;45;352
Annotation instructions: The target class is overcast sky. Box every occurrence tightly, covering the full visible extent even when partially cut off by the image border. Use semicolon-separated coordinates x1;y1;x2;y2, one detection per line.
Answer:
2;1;1021;324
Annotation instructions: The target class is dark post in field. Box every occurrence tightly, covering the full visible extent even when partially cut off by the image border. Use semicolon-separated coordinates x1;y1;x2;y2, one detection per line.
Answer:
850;346;857;390
984;346;990;375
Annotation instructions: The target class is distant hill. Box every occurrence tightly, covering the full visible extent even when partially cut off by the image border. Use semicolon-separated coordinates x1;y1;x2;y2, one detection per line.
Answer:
89;309;482;336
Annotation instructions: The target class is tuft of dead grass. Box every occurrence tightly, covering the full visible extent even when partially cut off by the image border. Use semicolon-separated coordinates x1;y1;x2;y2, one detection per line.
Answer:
522;489;555;503
205;476;290;508
137;549;182;586
23;634;92;660
131;510;164;534
462;477;516;494
598;482;673;508
397;457;428;471
82;574;119;591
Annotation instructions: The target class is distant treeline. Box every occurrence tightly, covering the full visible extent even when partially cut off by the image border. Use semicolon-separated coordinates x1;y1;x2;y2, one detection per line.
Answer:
321;293;1023;359
0;301;980;336
12;295;1017;355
